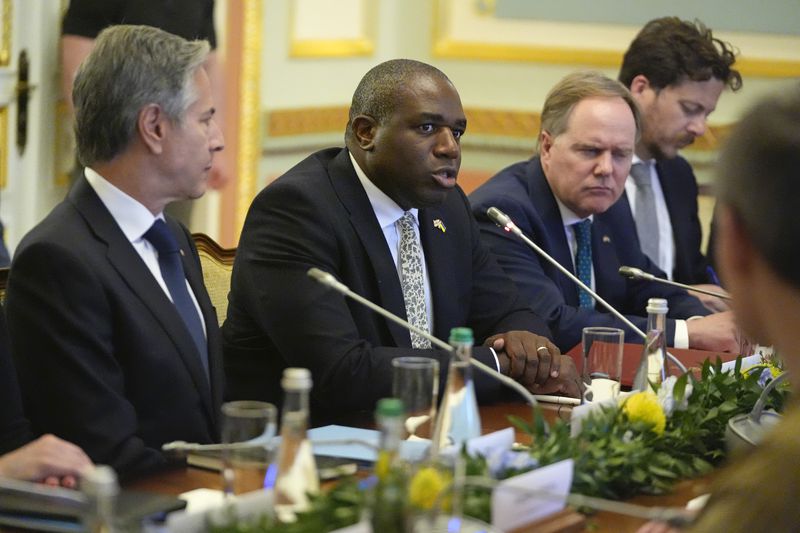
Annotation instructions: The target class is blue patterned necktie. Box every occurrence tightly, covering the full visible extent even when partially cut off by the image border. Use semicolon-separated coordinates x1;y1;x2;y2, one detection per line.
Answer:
143;220;209;381
573;219;594;309
397;212;431;349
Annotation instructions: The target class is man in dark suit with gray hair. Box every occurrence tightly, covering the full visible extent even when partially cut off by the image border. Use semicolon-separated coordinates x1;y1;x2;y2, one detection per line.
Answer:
7;24;225;478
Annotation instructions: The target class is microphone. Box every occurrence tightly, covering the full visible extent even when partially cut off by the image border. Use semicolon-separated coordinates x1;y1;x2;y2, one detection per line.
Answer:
306;268;581;408
486;207;687;375
619;266;731;300
459;476;693;528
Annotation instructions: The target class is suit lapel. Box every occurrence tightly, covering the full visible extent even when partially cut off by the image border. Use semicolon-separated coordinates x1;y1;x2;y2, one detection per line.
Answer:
529;161;581;305
418;205;455;341
69;178;216;422
591;217;621;303
328;150;411;347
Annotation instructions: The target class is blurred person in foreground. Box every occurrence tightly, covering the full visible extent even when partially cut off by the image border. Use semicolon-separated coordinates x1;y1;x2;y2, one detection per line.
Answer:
6;25;225;479
223;59;580;422
619;17;741;312
639;89;800;533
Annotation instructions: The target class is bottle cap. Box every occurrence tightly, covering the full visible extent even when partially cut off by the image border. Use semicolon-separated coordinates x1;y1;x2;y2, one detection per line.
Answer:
81;465;119;497
281;367;313;391
449;327;474;343
646;298;668;315
376;397;404;418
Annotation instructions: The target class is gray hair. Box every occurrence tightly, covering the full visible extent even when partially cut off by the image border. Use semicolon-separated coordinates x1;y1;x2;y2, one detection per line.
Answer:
539;71;641;151
73;25;210;167
715;87;800;288
346;59;451;141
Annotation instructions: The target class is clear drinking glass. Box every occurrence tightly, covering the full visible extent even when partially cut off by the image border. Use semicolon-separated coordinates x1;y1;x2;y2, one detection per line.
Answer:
581;327;624;403
221;400;278;495
391;357;440;440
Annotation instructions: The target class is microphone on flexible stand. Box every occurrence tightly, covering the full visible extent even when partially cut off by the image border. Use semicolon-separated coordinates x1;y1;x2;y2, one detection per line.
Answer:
305;267;566;408
485;207;687;376
619;266;731;300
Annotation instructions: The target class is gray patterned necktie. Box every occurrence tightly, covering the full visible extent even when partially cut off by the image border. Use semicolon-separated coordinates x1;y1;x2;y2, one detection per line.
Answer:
397;212;431;349
630;162;660;264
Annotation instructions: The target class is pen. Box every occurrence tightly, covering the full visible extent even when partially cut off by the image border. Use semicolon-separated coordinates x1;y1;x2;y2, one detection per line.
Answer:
706;265;722;286
532;394;582;406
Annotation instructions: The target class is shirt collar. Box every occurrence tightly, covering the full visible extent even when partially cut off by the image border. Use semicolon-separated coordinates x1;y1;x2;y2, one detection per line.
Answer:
84;167;163;243
349;151;418;228
553;194;593;228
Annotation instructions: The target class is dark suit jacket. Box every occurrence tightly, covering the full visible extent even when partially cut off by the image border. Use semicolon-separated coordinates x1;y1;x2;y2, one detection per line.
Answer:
0;303;31;455
6;177;223;478
222;148;551;420
622;156;711;285
469;158;710;352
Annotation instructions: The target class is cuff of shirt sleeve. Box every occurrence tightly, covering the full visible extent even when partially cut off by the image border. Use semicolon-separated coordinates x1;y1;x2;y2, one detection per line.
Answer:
673;320;689;349
489;347;501;373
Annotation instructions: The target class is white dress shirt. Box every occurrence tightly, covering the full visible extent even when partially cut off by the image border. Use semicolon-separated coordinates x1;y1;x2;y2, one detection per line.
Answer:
84;168;206;336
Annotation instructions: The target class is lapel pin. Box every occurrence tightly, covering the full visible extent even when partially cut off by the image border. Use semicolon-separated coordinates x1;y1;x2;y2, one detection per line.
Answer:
180;249;186;257
602;235;611;243
433;219;446;233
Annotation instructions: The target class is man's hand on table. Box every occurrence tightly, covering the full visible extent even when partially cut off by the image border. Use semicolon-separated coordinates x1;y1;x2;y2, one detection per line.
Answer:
485;331;582;398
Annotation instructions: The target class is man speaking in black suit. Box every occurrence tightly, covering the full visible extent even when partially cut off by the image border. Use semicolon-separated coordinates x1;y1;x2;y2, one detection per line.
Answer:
6;25;225;478
223;59;580;420
618;17;741;311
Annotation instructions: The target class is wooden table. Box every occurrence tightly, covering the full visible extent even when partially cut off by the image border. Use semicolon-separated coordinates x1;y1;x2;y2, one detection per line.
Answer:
128;401;716;532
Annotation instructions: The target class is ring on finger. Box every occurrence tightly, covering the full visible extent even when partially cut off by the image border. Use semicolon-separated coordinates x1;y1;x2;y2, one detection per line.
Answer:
536;346;549;355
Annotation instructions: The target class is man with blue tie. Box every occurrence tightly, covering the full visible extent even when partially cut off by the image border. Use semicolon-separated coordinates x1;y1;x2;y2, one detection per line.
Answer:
6;25;225;478
470;72;738;353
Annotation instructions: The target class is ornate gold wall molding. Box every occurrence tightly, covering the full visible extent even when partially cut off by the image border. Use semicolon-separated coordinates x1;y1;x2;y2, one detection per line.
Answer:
234;0;263;241
0;107;7;188
264;105;731;151
0;0;10;67
432;0;800;77
289;0;375;58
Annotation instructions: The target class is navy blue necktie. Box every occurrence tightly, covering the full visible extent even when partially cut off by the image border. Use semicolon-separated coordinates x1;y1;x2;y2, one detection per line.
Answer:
573;219;594;309
144;220;209;381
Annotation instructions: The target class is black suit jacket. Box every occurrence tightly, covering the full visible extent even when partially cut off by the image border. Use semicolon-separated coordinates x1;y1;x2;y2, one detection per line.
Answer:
469;158;710;352
0;303;31;455
6;177;223;478
223;148;551;420
622;156;711;285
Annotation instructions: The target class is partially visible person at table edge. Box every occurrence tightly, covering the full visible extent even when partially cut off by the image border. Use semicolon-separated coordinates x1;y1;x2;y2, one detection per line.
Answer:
639;88;800;533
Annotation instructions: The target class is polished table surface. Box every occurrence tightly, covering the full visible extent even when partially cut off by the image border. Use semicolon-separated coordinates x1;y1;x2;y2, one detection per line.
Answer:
127;400;718;532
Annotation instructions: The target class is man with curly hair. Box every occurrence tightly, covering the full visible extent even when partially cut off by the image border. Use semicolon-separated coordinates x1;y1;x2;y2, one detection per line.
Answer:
619;17;741;312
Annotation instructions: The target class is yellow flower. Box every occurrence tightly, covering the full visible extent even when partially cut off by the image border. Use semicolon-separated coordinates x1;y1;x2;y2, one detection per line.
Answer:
622;391;666;435
408;466;450;511
375;451;391;480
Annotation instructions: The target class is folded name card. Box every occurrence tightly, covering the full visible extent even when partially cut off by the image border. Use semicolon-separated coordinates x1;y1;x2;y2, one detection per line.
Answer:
491;459;573;532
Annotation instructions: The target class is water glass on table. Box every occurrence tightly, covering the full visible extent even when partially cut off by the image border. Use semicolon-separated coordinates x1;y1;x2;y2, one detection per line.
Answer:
391;356;440;440
581;327;624;403
221;400;277;495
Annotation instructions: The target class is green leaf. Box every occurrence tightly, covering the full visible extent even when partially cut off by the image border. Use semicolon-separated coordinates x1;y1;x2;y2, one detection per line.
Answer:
673;373;688;403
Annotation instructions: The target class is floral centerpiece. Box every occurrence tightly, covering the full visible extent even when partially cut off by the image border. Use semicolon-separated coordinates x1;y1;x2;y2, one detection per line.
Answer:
209;357;788;531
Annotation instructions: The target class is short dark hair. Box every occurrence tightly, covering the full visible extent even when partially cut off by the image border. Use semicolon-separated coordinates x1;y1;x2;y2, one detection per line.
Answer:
619;17;741;92
715;87;800;288
73;25;209;167
346;59;451;140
